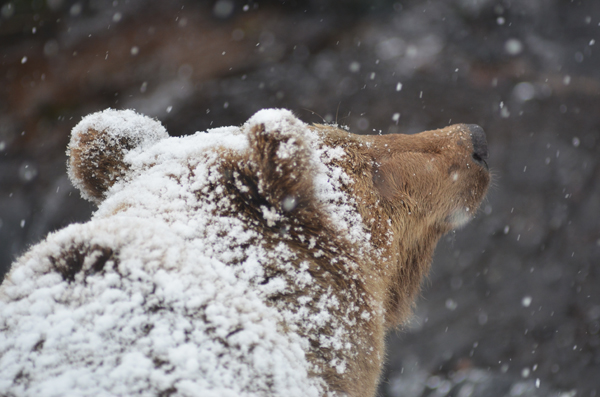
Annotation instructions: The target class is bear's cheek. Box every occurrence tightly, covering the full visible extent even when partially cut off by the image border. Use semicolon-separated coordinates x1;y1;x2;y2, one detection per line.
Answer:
441;165;490;227
376;159;448;209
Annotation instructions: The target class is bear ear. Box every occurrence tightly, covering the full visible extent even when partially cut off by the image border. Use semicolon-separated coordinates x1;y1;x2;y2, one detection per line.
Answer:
67;109;168;205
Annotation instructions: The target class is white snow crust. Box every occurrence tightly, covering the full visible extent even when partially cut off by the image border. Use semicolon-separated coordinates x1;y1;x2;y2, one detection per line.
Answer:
70;108;168;148
0;109;371;396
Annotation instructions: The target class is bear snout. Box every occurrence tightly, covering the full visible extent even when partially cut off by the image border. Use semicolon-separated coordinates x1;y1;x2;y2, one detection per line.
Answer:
465;124;489;168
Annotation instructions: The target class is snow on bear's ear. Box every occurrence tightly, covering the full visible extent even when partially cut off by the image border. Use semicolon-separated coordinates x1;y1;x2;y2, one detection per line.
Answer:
67;109;168;205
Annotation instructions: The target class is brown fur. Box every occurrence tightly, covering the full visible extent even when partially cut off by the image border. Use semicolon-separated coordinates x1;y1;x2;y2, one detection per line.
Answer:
197;122;488;395
312;124;490;328
64;116;489;396
212;124;382;395
68;127;135;203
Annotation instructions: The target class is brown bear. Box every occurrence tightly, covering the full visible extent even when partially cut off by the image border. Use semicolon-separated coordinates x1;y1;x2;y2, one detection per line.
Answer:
0;109;489;396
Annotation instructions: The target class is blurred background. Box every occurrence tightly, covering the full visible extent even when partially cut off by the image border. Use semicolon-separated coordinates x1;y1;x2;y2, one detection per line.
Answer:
1;0;599;396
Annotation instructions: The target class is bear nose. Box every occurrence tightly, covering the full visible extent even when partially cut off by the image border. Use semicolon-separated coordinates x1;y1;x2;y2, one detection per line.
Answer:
466;124;489;167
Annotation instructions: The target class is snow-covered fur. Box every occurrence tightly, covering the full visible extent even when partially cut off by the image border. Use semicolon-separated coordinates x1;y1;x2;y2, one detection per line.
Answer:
0;109;490;396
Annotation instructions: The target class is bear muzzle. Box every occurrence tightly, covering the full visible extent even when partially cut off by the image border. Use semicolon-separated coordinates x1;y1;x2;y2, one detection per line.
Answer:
465;124;489;169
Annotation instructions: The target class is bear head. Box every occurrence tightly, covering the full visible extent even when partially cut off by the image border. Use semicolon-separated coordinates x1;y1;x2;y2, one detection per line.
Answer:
0;108;489;397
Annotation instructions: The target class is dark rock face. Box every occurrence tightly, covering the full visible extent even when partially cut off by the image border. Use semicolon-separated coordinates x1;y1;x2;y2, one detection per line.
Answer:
1;1;598;395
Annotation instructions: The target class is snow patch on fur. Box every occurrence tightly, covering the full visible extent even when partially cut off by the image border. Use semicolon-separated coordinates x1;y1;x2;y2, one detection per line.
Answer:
0;109;371;396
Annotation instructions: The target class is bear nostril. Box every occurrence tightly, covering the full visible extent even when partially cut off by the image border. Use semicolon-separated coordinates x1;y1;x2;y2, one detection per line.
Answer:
466;124;488;167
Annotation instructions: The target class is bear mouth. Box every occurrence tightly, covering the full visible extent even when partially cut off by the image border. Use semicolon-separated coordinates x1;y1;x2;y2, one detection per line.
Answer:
446;207;474;229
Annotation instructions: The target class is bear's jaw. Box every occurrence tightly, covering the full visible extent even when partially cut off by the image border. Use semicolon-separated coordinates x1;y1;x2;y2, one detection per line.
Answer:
446;204;478;229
